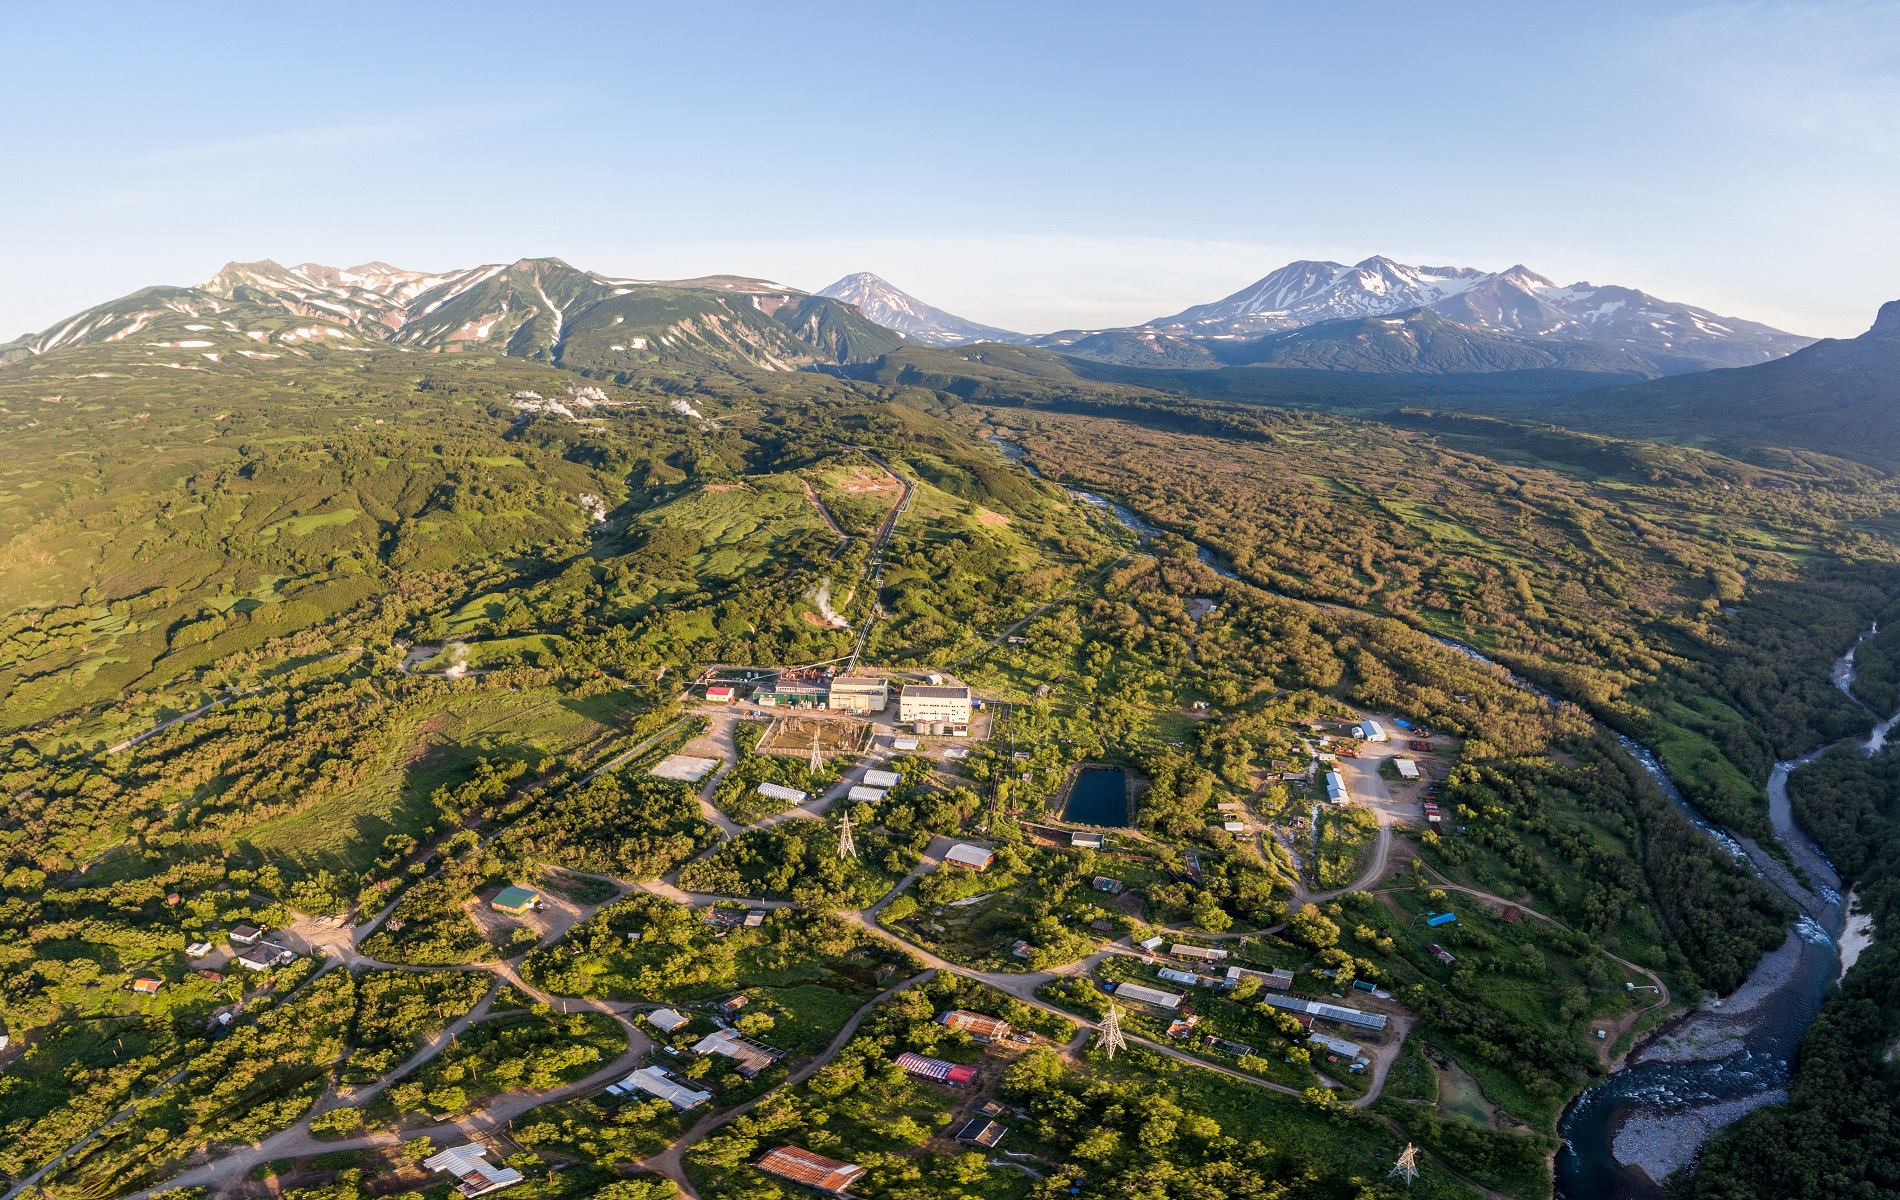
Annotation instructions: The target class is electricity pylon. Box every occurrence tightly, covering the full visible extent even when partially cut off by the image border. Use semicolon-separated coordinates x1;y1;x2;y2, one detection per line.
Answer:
1098;1002;1127;1059
807;727;824;775
837;812;857;860
1390;1143;1419;1186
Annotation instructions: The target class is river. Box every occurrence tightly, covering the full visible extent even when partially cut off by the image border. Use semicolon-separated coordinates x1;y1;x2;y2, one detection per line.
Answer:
979;427;1896;1195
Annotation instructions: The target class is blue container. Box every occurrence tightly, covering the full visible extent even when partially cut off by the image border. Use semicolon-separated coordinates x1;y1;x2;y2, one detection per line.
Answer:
1425;912;1458;927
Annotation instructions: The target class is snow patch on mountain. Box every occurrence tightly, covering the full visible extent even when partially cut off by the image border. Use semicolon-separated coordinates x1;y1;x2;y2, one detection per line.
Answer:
815;272;1026;347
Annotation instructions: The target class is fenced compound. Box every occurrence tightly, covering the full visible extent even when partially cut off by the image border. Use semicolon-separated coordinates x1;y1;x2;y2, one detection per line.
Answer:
756;715;873;760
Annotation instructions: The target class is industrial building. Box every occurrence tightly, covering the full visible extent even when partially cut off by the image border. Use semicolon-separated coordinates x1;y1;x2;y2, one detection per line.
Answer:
1157;967;1202;986
826;676;889;713
846;785;885;803
761;680;828;708
863;768;902;789
1357;719;1388;743
898;684;972;729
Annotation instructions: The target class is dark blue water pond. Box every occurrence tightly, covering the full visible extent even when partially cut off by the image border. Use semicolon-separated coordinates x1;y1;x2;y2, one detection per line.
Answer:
1065;766;1129;826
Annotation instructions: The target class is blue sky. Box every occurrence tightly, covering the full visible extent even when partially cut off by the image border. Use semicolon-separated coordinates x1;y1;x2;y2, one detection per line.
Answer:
2;1;1896;337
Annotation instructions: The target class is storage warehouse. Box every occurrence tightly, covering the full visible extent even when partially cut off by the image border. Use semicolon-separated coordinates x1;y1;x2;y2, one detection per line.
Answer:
899;684;972;728
1394;757;1420;779
846;785;886;803
756;782;807;805
826;676;889;714
862;769;903;789
645;1007;691;1033
1357;719;1388;743
1325;770;1349;803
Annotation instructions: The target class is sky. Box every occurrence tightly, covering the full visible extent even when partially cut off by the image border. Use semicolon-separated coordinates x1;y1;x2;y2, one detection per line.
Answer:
2;1;1897;339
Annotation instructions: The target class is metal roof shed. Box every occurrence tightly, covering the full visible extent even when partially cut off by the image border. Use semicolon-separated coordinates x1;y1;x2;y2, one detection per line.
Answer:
1113;982;1184;1009
944;843;994;870
625;1065;712;1111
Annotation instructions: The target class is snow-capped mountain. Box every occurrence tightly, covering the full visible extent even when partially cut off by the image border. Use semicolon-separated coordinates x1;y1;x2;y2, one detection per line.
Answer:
815;272;1026;347
1145;256;1812;371
0;258;903;373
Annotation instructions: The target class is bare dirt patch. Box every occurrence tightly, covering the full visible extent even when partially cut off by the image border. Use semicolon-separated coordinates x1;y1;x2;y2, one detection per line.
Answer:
975;508;1010;527
836;465;900;494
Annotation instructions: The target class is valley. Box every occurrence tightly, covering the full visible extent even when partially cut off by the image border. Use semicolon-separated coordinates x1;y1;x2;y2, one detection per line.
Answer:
0;260;1896;1200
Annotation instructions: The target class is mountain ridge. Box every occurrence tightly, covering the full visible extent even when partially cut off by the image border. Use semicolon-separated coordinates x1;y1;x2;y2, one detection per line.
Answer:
1137;254;1811;371
1;257;904;375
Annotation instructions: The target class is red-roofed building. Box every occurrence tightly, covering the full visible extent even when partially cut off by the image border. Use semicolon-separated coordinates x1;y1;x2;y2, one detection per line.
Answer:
754;1146;865;1194
894;1051;979;1087
706;685;735;703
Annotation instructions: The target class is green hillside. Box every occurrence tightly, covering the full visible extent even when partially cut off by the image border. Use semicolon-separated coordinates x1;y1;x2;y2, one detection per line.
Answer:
2;291;1898;1200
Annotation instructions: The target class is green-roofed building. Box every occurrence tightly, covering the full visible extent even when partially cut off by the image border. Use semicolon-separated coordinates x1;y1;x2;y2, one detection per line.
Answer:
491;885;540;916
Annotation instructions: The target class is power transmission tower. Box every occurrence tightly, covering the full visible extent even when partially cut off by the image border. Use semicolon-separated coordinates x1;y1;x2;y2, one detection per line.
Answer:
1098;1002;1127;1060
807;727;823;775
1390;1143;1419;1186
837;812;857;860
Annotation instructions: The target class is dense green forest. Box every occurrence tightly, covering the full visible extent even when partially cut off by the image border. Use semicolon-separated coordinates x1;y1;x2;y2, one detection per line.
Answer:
3;315;1898;1200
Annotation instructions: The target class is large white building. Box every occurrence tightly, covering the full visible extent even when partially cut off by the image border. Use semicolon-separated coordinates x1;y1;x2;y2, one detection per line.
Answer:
827;676;889;714
1356;719;1388;743
899;684;972;728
